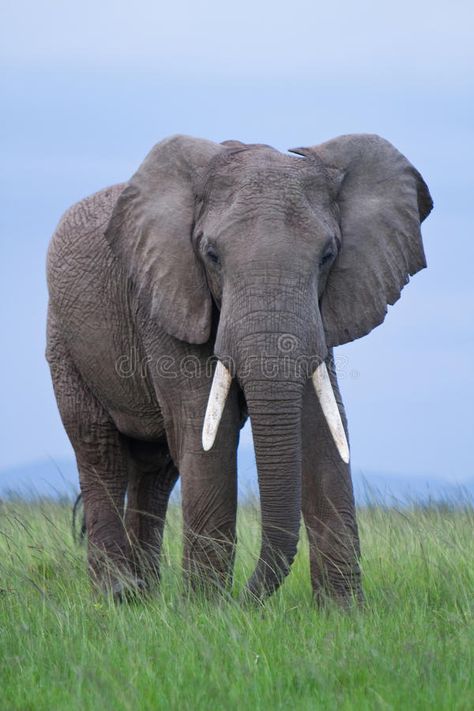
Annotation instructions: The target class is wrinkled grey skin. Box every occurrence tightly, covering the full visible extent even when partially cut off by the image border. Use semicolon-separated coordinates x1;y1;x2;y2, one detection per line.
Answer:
46;134;432;603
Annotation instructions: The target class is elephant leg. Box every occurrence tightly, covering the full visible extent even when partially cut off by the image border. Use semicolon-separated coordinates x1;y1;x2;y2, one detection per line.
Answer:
48;345;134;598
124;438;179;585
180;448;238;595
301;356;363;606
167;387;240;596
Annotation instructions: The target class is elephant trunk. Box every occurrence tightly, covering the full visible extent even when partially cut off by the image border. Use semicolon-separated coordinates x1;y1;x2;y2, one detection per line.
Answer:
242;378;304;598
217;277;318;597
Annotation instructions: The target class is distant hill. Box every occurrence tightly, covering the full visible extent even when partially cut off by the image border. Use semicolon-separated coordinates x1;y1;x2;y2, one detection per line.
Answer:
1;453;472;506
0;457;79;500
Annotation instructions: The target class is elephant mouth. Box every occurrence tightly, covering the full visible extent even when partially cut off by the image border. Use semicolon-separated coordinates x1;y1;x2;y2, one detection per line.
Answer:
202;359;349;463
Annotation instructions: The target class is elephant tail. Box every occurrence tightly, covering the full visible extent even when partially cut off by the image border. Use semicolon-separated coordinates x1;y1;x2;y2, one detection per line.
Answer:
72;492;87;544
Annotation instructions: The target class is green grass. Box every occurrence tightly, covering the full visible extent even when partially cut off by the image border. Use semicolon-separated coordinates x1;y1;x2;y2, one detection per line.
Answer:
0;499;473;710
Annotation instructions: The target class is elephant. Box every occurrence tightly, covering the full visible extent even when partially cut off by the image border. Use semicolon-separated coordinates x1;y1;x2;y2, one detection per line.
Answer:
46;134;432;603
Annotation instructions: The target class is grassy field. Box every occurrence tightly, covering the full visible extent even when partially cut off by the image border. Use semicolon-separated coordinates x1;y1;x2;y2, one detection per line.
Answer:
0;498;472;710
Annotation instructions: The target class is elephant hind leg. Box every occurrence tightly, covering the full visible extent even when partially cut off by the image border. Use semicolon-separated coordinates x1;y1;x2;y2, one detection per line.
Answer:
48;338;136;599
125;438;179;586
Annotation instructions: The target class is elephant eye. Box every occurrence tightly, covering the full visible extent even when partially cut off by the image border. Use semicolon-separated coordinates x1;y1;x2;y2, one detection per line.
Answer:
319;250;334;268
206;246;220;265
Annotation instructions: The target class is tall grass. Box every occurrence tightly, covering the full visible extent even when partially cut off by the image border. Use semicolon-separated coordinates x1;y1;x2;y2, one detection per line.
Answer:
0;498;472;710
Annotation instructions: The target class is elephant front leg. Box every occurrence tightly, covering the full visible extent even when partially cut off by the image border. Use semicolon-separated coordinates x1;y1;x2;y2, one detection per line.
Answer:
169;390;240;596
301;360;363;606
180;451;238;595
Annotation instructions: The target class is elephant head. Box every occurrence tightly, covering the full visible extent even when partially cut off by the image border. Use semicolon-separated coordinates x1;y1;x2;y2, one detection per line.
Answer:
105;134;432;598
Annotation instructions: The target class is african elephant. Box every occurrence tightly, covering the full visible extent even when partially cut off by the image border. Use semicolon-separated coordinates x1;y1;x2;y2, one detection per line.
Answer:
46;134;432;603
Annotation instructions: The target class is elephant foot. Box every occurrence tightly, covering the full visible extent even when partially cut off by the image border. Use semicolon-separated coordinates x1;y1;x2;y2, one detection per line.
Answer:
96;575;147;603
313;585;365;611
111;576;147;603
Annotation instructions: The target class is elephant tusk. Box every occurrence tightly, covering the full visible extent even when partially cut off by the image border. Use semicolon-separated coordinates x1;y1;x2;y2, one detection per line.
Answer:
202;361;233;451
312;362;350;464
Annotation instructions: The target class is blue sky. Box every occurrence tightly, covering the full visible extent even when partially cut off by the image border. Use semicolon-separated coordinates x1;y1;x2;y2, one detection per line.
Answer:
1;1;473;486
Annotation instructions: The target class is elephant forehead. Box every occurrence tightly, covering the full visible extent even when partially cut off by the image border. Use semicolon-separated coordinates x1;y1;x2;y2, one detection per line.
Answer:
202;146;330;200
203;168;333;220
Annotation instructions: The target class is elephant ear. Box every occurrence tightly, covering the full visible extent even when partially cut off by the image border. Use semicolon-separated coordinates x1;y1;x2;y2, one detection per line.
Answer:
291;134;433;347
105;135;225;344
